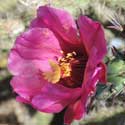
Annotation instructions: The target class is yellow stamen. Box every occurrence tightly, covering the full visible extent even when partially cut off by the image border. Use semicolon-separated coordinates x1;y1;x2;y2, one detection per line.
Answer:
59;52;76;78
60;62;71;78
43;52;76;84
43;60;61;84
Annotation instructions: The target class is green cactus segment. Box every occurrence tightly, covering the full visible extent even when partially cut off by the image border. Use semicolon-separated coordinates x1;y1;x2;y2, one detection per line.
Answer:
108;59;125;92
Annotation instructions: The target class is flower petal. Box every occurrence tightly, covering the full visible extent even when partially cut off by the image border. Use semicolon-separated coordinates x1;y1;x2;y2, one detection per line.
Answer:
8;49;52;76
83;47;107;90
64;63;105;124
98;62;107;83
10;75;46;100
82;48;100;93
78;16;107;59
13;28;61;60
8;28;62;76
30;6;80;45
64;99;84;124
16;96;30;104
31;83;81;113
76;48;107;121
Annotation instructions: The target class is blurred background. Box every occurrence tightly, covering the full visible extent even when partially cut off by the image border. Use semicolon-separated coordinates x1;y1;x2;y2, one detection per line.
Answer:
0;0;125;125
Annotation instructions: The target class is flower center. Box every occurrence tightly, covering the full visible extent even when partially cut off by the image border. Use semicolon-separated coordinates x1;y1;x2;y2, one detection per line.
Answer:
43;51;86;87
59;51;76;78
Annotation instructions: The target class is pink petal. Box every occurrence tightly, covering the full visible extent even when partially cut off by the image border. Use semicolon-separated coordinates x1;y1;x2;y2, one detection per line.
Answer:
13;28;61;60
8;28;62;76
77;48;107;121
10;75;46;100
8;49;52;76
31;6;80;45
78;16;107;59
31;83;81;113
70;67;103;124
66;65;104;124
64;99;84;124
30;17;46;28
16;96;30;104
83;47;107;90
98;62;107;83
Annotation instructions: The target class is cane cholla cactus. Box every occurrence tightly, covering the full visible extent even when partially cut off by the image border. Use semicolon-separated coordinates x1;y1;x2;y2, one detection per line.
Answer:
8;5;107;124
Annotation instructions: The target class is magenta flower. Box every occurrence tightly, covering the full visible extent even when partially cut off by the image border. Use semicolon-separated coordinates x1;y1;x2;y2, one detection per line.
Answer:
8;5;107;124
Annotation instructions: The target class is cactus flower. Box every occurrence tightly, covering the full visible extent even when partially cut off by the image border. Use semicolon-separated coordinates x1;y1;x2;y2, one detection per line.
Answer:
8;5;107;124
